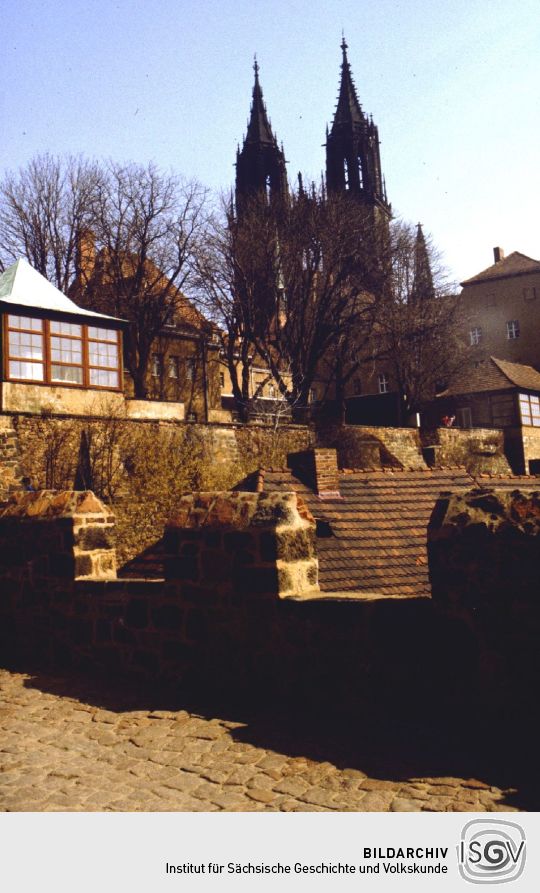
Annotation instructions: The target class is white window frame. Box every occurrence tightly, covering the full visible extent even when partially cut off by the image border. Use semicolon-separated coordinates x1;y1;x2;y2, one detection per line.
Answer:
506;320;520;340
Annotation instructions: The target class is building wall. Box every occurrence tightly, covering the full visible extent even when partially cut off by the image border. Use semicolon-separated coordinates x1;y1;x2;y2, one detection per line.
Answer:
461;269;540;369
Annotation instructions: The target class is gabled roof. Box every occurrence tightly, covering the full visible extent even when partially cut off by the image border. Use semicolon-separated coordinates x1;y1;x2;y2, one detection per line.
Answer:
246;467;530;599
443;356;540;396
0;258;123;323
461;251;540;286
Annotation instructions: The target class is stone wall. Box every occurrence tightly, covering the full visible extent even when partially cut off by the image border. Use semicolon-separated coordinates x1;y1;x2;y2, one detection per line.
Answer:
428;488;540;705
0;488;466;709
421;427;511;475
318;423;425;469
0;416;23;501
0;490;116;580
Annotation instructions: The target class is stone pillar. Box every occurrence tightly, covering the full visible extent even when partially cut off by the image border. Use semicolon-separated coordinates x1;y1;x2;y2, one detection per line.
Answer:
163;490;319;599
0;490;117;580
428;488;540;609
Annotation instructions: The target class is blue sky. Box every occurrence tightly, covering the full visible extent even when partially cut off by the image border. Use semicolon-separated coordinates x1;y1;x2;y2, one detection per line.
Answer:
2;0;540;283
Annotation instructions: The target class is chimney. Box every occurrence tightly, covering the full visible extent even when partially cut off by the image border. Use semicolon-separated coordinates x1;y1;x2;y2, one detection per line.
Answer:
288;448;340;499
493;247;505;263
75;228;97;282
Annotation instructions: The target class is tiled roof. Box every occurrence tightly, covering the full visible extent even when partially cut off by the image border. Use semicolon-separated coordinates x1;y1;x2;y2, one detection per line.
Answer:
255;467;533;599
491;357;540;391
443;356;540;396
461;251;540;286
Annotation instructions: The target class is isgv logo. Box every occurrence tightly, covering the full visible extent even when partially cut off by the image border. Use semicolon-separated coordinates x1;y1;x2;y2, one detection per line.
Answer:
458;819;526;884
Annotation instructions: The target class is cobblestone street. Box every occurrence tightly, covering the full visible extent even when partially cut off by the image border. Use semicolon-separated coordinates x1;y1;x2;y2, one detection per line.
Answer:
0;665;530;813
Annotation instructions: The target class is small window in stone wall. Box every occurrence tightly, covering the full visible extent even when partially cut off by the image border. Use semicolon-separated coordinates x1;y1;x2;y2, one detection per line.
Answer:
168;356;179;379
378;372;389;394
523;286;537;301
151;353;163;378
506;319;520;339
469;326;482;346
519;393;540;427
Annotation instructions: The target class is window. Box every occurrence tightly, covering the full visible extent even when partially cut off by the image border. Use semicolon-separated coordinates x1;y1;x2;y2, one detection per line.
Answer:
6;315;44;381
50;320;83;384
519;394;540;427
219;372;225;388
268;384;276;399
378;372;389;394
456;407;473;429
309;388;317;404
168;356;179;379
186;358;196;381
506;320;520;339
151;353;163;378
5;315;121;389
469;327;482;346
523;287;537;301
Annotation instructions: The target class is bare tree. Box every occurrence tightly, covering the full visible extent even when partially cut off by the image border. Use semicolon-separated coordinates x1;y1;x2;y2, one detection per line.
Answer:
0;155;209;399
70;161;209;397
0;154;101;289
378;221;466;420
196;187;385;419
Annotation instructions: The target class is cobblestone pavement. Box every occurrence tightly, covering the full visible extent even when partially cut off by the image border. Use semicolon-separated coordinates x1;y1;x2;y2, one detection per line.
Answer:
0;667;524;813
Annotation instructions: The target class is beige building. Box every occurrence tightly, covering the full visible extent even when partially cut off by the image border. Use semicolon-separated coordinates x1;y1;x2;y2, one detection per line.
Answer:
461;247;540;370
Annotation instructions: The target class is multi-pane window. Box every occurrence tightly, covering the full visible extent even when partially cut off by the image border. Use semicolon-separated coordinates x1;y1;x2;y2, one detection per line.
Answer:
5;314;120;389
378;372;389;394
6;315;45;381
519;394;540;427
506;320;520;339
50;320;83;384
87;327;120;388
469;327;482;346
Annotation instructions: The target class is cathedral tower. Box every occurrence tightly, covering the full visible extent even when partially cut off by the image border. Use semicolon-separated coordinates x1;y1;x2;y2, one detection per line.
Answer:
326;38;390;219
235;59;288;214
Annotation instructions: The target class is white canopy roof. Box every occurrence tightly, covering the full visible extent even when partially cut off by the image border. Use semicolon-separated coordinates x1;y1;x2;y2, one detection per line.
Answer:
0;258;124;323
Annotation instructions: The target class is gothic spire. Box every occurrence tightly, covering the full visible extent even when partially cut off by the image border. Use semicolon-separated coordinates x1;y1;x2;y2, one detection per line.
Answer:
235;57;288;214
411;223;435;302
325;38;390;218
331;36;364;131
245;56;276;146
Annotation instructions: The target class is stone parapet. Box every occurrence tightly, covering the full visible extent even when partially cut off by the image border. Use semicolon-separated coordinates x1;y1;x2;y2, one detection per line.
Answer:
428;488;540;609
0;489;116;580
164;490;319;598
